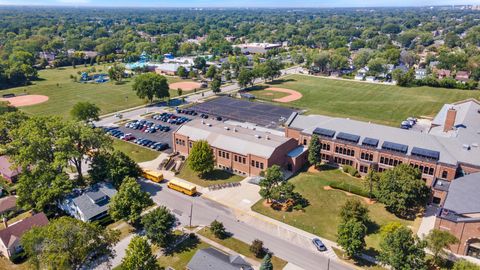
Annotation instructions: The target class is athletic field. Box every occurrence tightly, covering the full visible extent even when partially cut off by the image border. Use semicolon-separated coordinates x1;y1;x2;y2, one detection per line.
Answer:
250;75;480;126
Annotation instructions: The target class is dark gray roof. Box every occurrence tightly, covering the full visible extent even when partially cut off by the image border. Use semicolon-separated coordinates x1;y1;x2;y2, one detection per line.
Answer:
72;183;117;221
187;248;251;270
443;173;480;214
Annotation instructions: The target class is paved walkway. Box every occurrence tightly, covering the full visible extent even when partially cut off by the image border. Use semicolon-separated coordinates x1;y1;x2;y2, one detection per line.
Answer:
417;205;438;239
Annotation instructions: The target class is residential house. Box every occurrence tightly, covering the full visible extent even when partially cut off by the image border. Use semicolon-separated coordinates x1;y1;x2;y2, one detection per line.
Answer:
186;247;252;270
233;43;281;54
0;196;17;216
437;69;452;79
456;71;470;83
0;156;21;183
59;182;117;222
0;212;48;260
415;68;428;80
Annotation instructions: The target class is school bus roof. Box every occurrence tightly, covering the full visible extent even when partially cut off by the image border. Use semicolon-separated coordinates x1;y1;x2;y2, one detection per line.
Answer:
168;179;196;190
143;169;163;178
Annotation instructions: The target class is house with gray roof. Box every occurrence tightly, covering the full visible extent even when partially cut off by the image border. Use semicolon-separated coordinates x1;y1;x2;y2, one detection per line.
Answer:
186;247;252;270
59;182;117;222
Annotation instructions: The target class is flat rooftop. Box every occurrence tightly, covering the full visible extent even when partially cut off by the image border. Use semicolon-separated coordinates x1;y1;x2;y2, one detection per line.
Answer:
175;118;292;159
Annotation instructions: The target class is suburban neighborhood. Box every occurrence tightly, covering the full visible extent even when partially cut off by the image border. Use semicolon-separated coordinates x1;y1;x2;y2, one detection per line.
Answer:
1;3;480;270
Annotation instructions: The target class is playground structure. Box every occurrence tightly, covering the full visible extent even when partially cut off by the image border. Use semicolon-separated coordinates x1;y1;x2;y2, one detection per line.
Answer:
80;72;109;83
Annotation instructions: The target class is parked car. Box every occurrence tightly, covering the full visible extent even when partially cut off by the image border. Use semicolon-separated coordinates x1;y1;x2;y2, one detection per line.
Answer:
312;238;326;251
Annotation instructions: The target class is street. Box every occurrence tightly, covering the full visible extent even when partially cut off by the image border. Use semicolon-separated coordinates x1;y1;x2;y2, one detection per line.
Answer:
139;179;353;270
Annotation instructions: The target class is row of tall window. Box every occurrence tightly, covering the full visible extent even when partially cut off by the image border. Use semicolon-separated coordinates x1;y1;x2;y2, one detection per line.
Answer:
335;146;355;157
379;156;403;166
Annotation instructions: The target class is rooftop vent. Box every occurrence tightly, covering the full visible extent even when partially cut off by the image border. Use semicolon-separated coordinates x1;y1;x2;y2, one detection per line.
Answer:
255;134;261;139
201;120;205;124
207;123;212;127
266;135;270;140
462;144;471;150
224;127;230;130
472;143;479;148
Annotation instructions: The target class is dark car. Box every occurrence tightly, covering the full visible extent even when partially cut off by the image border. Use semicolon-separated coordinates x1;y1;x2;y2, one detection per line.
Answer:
312;238;326;251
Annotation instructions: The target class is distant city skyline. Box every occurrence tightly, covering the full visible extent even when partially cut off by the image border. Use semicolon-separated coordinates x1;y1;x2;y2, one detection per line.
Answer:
0;0;480;8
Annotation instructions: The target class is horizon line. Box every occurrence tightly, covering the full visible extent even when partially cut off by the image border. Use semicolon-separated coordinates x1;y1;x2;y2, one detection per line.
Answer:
0;4;478;8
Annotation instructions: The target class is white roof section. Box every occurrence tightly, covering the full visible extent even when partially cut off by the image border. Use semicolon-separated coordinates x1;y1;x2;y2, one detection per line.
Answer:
176;119;292;159
288;112;480;166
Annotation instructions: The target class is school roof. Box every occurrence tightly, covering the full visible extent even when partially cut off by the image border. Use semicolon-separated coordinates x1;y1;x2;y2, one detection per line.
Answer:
0;212;48;250
175;118;293;159
186;247;250;270
286;102;480;167
443;173;480;214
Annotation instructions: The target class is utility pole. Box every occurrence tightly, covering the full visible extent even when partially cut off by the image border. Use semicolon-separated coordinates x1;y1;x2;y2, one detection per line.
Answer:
189;203;193;228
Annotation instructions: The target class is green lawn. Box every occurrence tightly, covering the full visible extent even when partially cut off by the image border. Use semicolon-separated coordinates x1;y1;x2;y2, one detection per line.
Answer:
112;139;159;163
198;227;288;270
252;166;415;255
248;75;480;126
177;160;244;187
3;66;191;118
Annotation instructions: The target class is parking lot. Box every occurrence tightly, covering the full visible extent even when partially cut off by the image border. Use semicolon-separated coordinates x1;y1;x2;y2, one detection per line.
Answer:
103;110;203;154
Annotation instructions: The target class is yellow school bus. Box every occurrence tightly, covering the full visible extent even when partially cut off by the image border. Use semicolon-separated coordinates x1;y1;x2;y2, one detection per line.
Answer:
167;179;197;196
142;169;163;183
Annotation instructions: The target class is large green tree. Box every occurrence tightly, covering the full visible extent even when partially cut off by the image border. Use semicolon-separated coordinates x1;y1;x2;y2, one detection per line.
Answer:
259;253;273;270
211;75;222;94
259;165;284;203
21;217;119;270
307;134;321;167
425;229;459;266
108;63;126;83
132;73;170;103
141;206;177;248
337;219;367;258
188;140;215;176
375;164;430;218
89;150;141;188
453;259;480;270
339;199;370;225
378;226;427;270
109;177;153;224
122;236;160;270
70;102;101;122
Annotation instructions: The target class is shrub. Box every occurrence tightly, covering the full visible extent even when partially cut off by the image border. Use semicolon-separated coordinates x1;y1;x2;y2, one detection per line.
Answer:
210;220;227;239
249;239;265;258
342;165;360;177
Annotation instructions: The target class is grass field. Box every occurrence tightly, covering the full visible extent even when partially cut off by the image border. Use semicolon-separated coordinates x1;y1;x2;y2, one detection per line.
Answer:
177;160;244;187
249;75;480;126
252;166;416;255
198;227;288;270
2;66;193;118
112;139;159;163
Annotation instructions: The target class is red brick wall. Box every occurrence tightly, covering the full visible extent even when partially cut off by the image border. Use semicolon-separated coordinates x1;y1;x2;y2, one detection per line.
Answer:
435;217;480;255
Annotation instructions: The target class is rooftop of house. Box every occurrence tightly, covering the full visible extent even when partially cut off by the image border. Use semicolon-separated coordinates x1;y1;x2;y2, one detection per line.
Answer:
0;196;17;214
0;212;48;250
175;118;293;159
443;172;480;215
0;156;21;179
66;182;117;221
286;99;480;167
186;247;251;270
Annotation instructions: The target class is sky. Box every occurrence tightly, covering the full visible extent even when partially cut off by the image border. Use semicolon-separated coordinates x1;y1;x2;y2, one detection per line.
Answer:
0;0;479;8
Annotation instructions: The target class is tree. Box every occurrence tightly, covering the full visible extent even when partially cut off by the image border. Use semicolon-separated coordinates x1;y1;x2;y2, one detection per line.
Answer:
312;51;330;73
176;66;187;78
210;220;227;239
367;57;387;76
70;102;101;122
337;219;367;258
453;259;480;270
89;150;141;188
109;177;153;224
122;236;160;270
194;57;206;70
425;229;459;266
375;164;430;218
21;217;119;270
259;165;284;203
188;140;214;176
132;73;170;103
379;226;427;270
250;239;265;258
340;199;369;224
392;68;415;87
379;221;403;238
211;75;222;94
363;169;379;199
205;65;217;80
108;63;125;83
259;253;273;270
237;68;254;89
307;134;321;167
141;206;176;248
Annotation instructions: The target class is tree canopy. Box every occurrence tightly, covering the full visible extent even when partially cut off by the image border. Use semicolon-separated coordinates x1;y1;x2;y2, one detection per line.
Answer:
188;140;215;176
132;73;170;103
109;176;153;224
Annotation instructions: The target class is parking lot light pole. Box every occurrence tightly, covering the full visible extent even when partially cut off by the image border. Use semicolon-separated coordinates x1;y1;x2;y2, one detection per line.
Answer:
189;203;193;228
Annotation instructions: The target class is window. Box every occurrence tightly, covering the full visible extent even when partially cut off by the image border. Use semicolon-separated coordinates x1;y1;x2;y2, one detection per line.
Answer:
442;170;448;179
260;163;264;169
255;161;259;168
243;157;246;164
359;165;368;173
303;139;307;146
234;155;238;162
251;160;255;166
189;141;192;148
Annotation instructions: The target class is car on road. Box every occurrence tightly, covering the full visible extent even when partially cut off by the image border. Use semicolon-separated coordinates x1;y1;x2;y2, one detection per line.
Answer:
312;238;327;251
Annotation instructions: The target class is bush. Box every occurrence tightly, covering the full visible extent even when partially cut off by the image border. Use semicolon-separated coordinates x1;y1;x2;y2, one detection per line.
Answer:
249;239;265;258
329;181;370;198
342;165;360;177
210;220;227;239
